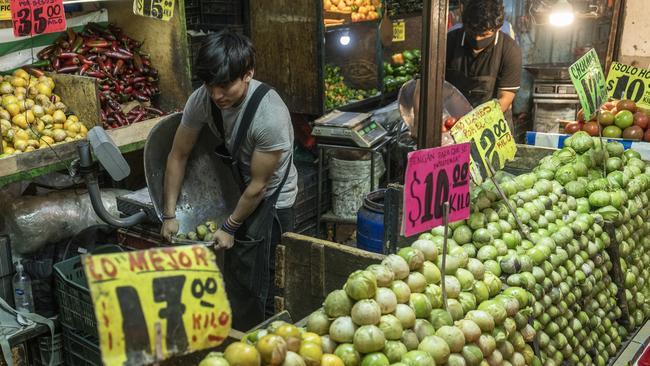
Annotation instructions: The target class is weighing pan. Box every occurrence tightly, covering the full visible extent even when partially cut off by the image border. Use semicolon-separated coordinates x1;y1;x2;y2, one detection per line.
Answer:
143;113;239;235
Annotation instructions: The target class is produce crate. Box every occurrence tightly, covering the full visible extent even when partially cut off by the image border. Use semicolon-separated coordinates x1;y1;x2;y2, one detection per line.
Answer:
61;324;101;366
53;255;97;339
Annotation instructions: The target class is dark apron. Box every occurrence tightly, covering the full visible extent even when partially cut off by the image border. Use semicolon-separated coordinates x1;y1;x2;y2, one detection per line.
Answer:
210;83;291;331
446;33;505;107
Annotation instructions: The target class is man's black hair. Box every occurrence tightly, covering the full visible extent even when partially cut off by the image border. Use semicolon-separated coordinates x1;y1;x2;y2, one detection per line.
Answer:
462;0;505;37
195;29;256;87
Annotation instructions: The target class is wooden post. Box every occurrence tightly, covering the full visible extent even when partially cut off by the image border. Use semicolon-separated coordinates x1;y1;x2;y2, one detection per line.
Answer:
418;0;450;148
605;0;626;72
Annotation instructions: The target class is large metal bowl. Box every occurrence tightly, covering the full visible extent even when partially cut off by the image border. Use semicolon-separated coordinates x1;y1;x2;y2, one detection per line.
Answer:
143;113;239;234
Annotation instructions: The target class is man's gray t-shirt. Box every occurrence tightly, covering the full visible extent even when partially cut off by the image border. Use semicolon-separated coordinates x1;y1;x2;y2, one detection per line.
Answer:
181;80;297;209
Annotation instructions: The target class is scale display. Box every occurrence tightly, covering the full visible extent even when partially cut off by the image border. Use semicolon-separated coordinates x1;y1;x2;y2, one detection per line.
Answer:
312;110;387;148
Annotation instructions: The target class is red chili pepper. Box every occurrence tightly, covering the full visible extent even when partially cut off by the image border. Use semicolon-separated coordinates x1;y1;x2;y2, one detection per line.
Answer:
77;55;93;65
105;51;133;60
53;58;61;71
133;111;146;123
27;68;45;78
118;48;134;57
84;39;109;48
132;92;149;102
111;41;119;52
58;52;79;59
58;65;80;74
104;59;113;70
113;59;124;76
72;36;84;52
97;57;109;73
37;45;56;59
146;106;165;115
90;47;108;54
86;54;98;61
86;71;105;78
79;64;90;75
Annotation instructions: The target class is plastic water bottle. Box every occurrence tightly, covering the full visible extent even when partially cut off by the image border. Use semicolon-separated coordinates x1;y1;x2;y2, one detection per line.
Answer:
13;261;34;313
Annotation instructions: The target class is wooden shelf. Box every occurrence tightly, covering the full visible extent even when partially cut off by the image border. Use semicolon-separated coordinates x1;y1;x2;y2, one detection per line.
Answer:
0;117;162;188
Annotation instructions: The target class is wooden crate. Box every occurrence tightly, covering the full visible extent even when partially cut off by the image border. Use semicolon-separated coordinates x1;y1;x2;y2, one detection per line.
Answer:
276;233;385;321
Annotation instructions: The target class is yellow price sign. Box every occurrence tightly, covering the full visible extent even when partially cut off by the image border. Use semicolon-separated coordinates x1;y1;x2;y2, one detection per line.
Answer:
83;245;231;365
607;61;650;108
0;0;11;20
133;0;174;21
450;99;517;184
392;20;405;42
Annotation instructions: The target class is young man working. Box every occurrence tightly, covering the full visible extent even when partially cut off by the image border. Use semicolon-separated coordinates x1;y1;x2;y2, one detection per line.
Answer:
160;30;297;330
446;0;522;114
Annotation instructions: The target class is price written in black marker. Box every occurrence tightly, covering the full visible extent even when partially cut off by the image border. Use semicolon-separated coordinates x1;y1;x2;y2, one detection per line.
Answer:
606;61;650;108
10;0;66;37
403;143;471;237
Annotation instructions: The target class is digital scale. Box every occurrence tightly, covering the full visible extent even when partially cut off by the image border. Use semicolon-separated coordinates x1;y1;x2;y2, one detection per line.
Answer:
312;110;387;148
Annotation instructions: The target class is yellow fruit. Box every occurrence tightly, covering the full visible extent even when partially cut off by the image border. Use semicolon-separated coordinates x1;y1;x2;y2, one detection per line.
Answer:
12;114;27;129
40;114;53;125
0;120;9;136
13;139;27;151
25;110;34;123
65;130;76;138
2;95;17;108
299;342;323;366
52;129;66;142
321;354;345;366
35;94;49;106
256;334;287;366
24;145;35;152
64;136;74;142
14;128;29;141
40;135;54;145
67;114;79;123
44;103;56;115
53;123;63;130
0;81;13;95
24;99;34;110
36;83;52;97
5;103;19;117
67;122;81;134
74;134;84;140
13;69;29;80
32;105;44;118
51;94;61;104
301;332;321;346
35;119;44;132
26;139;39;148
10;77;26;88
15;93;25;102
3;146;15;155
224;342;261;366
275;324;302;352
54;102;67;112
41;129;53;137
53;110;66;124
79;124;88;134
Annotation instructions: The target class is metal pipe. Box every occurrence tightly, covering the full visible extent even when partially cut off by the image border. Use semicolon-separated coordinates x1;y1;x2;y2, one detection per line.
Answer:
76;141;147;228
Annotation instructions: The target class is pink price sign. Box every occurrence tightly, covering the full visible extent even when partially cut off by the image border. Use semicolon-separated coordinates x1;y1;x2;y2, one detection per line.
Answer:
402;143;471;237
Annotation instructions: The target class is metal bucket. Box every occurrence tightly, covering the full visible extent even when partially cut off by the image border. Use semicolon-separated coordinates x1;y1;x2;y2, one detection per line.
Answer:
329;151;384;219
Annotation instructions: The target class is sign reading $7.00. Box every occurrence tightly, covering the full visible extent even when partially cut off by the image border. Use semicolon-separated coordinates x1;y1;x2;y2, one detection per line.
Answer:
403;143;471;236
83;245;231;366
450;99;517;185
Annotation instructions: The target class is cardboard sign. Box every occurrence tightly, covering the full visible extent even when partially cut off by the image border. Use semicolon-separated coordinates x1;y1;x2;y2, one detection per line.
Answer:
607;61;650;108
569;49;607;121
10;0;66;37
0;0;11;21
450;99;517;185
403;143;471;237
392;20;405;42
83;245;231;366
133;0;174;21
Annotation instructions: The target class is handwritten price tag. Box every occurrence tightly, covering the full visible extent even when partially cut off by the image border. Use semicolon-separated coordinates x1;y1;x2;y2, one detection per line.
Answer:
392;20;405;42
10;0;66;37
133;0;174;21
570;49;607;121
403;143;471;237
0;0;11;21
83;245;231;365
450;99;516;185
607;61;650;108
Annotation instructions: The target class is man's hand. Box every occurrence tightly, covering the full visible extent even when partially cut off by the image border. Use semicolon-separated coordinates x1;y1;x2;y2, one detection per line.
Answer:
214;229;235;250
161;218;179;242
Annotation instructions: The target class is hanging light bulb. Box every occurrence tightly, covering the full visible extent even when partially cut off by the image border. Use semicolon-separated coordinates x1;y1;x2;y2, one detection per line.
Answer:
549;0;575;27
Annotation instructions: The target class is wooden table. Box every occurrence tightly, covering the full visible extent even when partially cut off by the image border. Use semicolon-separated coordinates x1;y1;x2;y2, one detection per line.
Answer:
0;118;162;188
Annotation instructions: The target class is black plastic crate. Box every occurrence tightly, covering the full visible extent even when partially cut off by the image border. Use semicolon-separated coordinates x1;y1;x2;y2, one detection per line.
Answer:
61;324;101;366
53;255;97;339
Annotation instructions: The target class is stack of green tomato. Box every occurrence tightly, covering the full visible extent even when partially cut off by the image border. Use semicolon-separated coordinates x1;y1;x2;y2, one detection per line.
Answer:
325;65;379;110
383;49;421;93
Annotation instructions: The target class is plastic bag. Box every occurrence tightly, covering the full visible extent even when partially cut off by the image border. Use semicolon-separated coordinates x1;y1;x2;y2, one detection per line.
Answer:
0;189;129;254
